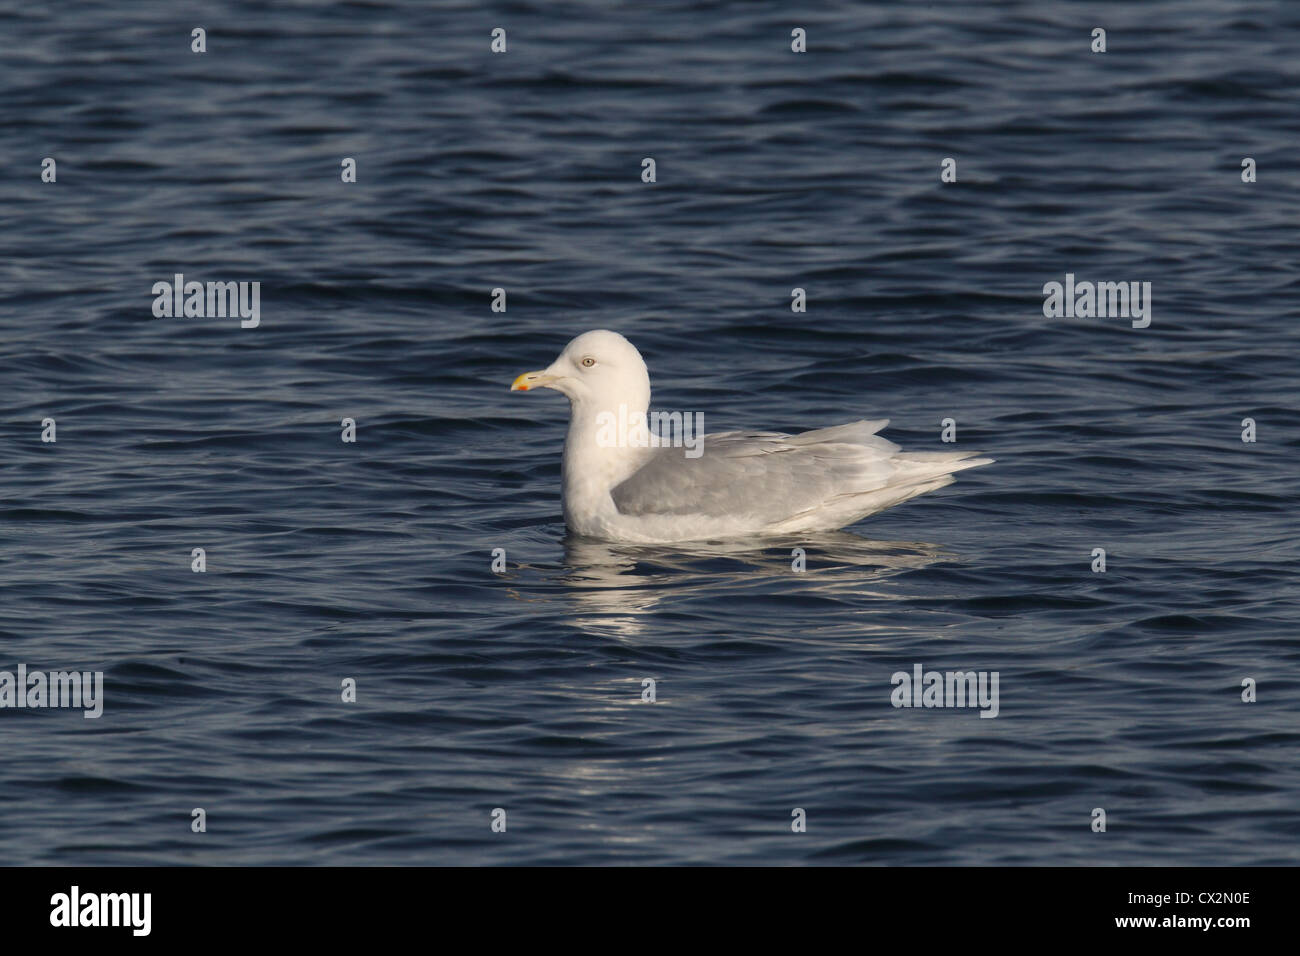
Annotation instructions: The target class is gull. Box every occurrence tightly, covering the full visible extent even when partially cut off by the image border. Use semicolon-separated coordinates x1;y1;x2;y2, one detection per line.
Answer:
511;330;991;543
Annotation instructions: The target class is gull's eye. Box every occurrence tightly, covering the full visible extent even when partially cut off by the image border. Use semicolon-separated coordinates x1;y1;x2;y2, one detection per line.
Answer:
580;356;596;368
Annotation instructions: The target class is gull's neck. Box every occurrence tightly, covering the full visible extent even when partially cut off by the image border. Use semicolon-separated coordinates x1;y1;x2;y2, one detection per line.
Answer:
561;394;653;526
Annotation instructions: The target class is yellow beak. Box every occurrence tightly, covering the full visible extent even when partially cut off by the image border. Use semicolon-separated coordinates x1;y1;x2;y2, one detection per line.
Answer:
511;370;558;391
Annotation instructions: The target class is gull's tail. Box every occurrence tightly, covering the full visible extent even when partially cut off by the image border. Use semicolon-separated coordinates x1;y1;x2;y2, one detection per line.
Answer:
768;420;993;532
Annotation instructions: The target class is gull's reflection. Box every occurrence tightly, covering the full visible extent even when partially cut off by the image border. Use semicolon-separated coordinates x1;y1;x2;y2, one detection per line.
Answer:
559;531;947;640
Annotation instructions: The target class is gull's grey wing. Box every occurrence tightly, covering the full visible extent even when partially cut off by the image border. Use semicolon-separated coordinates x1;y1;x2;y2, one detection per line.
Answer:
610;420;901;522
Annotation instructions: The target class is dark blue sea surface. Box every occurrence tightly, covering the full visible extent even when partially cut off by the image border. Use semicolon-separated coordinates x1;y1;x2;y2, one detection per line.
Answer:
1;0;1298;865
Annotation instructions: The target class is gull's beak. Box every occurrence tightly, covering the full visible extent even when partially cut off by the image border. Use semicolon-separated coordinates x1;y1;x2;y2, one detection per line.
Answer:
511;369;559;392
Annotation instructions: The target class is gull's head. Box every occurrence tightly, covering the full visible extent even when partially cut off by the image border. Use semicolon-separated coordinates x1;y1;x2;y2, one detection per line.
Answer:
510;330;650;413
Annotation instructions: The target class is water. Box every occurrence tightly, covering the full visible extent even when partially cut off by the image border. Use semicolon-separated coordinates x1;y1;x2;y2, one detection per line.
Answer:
1;0;1298;865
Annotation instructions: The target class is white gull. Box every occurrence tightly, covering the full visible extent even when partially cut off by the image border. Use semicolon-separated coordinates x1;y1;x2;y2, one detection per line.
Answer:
511;330;991;543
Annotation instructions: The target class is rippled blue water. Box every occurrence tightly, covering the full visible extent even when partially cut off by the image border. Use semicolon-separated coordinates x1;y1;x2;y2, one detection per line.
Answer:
1;0;1298;865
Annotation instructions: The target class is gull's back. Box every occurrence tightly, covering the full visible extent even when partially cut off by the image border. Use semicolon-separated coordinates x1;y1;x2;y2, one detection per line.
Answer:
609;419;991;535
